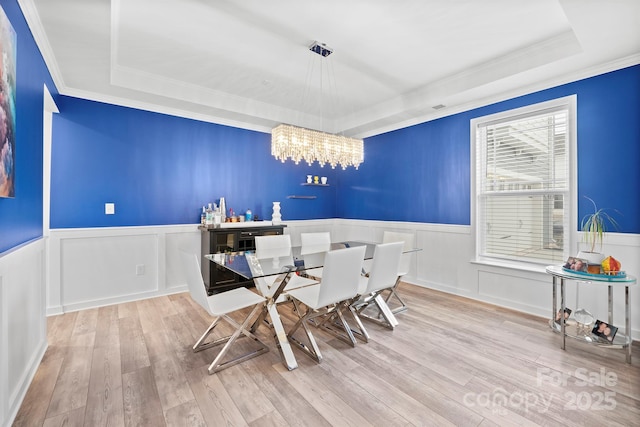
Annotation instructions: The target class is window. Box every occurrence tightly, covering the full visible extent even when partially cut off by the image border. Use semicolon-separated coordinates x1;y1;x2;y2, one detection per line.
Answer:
472;96;576;265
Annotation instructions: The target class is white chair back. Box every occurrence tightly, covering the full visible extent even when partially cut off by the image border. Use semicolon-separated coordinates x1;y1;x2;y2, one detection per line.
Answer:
180;251;213;316
300;232;331;268
252;234;316;298
255;234;292;258
316;246;365;308
383;231;415;276
364;242;404;294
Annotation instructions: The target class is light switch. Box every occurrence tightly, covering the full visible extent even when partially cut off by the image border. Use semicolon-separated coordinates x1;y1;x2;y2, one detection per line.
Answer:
105;203;115;215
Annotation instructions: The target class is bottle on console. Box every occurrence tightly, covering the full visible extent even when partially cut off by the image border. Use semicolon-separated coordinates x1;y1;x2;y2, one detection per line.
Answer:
219;197;226;223
205;203;214;225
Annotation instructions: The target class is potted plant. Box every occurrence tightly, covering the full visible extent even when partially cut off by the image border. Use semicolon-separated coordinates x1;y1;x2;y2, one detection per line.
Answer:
577;196;619;273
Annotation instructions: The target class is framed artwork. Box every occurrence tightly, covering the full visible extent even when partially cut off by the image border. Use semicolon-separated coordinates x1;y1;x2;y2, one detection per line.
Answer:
0;5;16;198
592;319;618;343
563;256;588;272
554;307;572;324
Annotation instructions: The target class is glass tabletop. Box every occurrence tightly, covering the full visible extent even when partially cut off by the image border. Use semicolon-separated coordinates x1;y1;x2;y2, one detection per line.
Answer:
545;265;636;285
205;240;419;280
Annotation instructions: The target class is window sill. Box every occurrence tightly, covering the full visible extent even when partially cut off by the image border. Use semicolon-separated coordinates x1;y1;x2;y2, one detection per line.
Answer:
471;257;549;275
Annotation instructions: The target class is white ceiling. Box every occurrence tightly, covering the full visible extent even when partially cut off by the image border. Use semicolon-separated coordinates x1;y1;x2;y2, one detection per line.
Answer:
19;0;640;138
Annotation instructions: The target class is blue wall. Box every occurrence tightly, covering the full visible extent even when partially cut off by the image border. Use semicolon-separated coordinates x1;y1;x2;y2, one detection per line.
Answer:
50;98;339;228
51;66;640;233
0;0;57;254
338;114;471;224
9;7;631;236
339;65;640;234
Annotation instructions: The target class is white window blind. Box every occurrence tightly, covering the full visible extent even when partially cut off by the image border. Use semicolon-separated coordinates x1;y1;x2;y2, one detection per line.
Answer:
475;100;573;265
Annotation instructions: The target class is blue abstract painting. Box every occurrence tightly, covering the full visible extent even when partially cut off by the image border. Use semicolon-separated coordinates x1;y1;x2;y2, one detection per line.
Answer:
0;6;16;198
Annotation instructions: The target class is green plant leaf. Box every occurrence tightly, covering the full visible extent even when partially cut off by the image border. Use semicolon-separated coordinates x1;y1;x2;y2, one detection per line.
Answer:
580;196;620;253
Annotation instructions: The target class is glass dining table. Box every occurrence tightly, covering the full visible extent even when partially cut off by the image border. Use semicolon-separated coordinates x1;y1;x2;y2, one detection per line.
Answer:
205;241;416;370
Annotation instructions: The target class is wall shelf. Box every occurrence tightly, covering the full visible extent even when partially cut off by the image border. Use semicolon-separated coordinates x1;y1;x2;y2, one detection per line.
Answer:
287;195;317;199
301;183;329;186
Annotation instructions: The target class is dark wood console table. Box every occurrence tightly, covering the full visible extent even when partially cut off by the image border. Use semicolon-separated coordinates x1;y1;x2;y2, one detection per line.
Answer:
199;222;285;294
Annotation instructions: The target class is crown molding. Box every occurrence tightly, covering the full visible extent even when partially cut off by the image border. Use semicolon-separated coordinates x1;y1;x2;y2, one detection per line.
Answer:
16;0;640;139
356;53;640;139
17;0;66;92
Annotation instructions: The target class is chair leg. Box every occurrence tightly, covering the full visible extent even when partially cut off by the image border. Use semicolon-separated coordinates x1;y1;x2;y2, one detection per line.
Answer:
316;300;370;345
317;303;359;347
194;304;269;374
193;316;224;352
355;292;399;330
346;304;370;343
249;304;269;333
287;299;324;363
384;277;408;314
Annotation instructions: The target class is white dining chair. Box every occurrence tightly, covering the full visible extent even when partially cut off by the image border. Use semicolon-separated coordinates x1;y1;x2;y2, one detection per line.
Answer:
255;233;292;257
349;241;404;338
318;241;403;343
180;252;269;374
254;234;318;298
285;245;366;363
300;231;331;279
381;231;415;314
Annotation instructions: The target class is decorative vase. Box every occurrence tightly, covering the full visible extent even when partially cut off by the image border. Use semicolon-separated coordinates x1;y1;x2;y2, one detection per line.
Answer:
576;251;605;264
574;308;594;335
272;201;282;225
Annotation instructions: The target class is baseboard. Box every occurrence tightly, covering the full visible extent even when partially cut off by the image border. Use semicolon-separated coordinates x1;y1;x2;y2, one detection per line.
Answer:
57;285;188;314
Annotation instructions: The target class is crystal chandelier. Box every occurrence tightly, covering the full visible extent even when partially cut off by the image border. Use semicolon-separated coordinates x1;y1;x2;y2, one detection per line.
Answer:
271;124;363;170
271;42;364;170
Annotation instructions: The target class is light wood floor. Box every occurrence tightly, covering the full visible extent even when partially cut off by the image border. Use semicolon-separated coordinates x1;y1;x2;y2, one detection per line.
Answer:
14;283;640;426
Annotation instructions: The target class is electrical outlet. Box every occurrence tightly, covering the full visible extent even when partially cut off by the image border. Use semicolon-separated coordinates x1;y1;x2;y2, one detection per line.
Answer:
105;203;115;215
136;264;145;276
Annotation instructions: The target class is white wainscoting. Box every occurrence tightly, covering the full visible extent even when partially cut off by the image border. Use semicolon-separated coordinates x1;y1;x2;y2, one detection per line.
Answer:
47;221;640;337
329;219;640;339
0;239;47;427
47;225;201;314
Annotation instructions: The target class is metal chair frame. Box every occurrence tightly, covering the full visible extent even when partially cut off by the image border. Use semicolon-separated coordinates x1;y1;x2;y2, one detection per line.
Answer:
286;246;366;362
181;252;269;374
324;242;403;342
380;231;415;314
193;303;269;374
